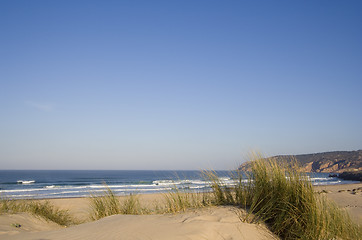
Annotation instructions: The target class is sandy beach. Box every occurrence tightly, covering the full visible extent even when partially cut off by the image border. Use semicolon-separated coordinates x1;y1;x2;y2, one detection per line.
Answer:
0;183;360;240
314;183;362;224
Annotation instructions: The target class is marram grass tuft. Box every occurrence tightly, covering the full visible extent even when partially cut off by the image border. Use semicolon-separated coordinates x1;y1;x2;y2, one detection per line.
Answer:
205;153;361;240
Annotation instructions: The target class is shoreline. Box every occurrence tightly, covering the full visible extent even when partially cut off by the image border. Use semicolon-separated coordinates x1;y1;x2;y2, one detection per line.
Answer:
2;170;359;200
4;180;361;201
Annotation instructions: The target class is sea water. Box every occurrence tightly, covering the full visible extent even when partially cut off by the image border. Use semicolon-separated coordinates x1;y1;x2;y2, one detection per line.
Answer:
0;170;359;199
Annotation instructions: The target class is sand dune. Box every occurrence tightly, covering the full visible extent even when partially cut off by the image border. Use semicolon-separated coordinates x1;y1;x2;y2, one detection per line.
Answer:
0;213;63;236
0;206;277;240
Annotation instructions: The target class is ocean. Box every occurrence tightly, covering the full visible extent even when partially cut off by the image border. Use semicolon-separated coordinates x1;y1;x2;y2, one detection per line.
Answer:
0;170;359;199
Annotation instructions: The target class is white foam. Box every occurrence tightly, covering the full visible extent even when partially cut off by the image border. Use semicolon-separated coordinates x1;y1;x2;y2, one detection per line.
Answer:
153;180;174;185
0;188;47;193
8;194;35;198
152;179;217;187
312;180;342;185
17;180;35;184
310;177;331;181
8;173;353;200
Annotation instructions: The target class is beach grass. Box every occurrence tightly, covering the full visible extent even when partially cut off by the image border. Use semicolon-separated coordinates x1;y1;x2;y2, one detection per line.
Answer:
0;198;76;226
205;153;362;240
163;187;212;213
89;184;211;217
89;186;122;220
121;193;149;215
89;186;149;220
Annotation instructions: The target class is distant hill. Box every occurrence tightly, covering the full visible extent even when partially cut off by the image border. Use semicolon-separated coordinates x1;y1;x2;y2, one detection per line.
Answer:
239;150;362;173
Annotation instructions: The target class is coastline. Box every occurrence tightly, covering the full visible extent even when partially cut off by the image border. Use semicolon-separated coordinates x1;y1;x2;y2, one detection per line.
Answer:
2;169;358;200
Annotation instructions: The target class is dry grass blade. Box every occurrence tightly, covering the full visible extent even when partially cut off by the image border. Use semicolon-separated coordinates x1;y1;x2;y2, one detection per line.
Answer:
0;197;76;226
89;186;121;220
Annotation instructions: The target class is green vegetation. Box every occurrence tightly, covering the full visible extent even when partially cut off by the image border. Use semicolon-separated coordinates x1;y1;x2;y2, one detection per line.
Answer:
89;187;121;220
89;184;211;218
0;198;76;226
89;186;148;220
206;153;362;240
121;193;147;215
163;188;211;213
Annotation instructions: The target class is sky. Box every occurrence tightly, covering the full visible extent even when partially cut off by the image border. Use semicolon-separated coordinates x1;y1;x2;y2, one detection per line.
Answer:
0;1;361;170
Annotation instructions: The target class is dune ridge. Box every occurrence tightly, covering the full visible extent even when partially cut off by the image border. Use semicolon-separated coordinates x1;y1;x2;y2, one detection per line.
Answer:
1;206;276;240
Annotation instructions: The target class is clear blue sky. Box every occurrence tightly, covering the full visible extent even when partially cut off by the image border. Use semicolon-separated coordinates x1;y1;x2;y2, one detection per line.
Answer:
1;1;361;170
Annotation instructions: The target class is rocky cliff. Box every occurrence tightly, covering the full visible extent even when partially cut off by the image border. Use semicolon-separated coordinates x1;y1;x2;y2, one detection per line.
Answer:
239;150;362;173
